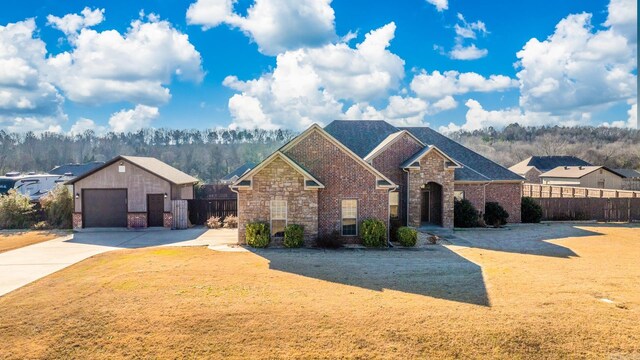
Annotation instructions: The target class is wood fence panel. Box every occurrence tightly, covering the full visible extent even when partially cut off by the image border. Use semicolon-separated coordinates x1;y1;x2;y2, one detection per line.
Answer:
533;198;640;222
188;199;237;225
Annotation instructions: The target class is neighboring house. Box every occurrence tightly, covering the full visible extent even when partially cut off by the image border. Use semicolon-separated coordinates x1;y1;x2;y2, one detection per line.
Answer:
231;120;524;245
49;161;105;178
66;155;198;229
509;156;592;184
615;168;640;191
220;162;255;184
539;166;625;189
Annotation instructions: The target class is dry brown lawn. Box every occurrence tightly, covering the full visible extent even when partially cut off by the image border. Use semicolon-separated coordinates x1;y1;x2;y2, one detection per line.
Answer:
0;225;638;359
0;230;67;253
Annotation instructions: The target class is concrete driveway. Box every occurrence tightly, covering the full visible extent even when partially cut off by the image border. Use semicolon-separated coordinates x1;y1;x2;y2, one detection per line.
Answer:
0;227;238;297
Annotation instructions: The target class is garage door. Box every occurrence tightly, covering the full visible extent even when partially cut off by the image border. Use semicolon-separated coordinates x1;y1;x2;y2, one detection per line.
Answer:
83;189;127;227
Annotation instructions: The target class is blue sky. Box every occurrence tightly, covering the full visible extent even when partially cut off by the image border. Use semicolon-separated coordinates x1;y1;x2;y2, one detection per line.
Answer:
0;0;636;133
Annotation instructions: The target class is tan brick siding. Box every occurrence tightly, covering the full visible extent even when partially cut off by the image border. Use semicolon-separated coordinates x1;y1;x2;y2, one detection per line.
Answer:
407;151;455;228
371;133;423;226
284;130;389;242
237;157;319;245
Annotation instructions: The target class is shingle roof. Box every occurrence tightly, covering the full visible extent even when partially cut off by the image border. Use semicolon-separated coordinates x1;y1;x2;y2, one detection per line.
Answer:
66;155;199;185
221;162;256;181
613;168;640;178
323;120;523;182
541;166;624;179
520;156;591;173
49;161;104;177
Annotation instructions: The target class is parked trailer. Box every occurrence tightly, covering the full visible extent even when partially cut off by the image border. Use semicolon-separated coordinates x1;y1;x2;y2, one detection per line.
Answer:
0;173;70;201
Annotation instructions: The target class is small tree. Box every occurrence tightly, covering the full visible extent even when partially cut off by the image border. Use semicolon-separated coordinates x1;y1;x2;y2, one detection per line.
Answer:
454;199;479;228
0;190;36;229
360;218;386;247
483;202;509;227
521;197;543;223
39;185;73;229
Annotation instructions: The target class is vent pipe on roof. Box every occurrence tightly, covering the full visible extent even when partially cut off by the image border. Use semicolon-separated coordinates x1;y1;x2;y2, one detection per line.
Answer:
579;166;584;170
564;166;569;170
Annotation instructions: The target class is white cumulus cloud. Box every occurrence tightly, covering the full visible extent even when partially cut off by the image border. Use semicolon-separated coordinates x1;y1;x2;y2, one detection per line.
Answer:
108;105;159;133
46;7;105;37
187;0;337;55
410;70;517;99
426;0;448;12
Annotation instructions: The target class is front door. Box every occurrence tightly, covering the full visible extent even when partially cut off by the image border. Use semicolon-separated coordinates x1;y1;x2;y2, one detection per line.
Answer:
147;194;165;227
421;190;430;223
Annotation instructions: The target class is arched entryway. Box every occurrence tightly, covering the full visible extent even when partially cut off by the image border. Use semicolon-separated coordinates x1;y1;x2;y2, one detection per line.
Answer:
421;182;443;226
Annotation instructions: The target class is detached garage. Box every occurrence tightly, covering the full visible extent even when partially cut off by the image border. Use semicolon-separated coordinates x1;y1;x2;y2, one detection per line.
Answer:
67;155;198;229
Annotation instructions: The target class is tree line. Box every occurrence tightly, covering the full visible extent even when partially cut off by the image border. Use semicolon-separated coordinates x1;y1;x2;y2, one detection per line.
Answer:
0;124;637;183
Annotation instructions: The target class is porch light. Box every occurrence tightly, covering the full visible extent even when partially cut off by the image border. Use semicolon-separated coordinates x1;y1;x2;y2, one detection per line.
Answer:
164;193;168;199
75;193;80;199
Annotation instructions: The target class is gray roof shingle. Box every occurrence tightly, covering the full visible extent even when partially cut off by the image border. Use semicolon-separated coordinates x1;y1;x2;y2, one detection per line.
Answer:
222;162;256;181
526;156;591;172
323;120;523;182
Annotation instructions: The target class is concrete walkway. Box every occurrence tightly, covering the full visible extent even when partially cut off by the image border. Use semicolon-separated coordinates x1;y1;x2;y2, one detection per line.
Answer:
0;228;238;297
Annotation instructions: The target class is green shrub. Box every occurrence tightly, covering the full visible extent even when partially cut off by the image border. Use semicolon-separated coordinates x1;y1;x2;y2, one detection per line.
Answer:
39;185;73;229
484;202;509;227
360;218;386;247
283;224;304;248
396;227;417;247
315;230;343;248
206;216;222;229
521;197;543;223
246;222;270;248
223;215;238;228
454;199;479;228
0;189;36;229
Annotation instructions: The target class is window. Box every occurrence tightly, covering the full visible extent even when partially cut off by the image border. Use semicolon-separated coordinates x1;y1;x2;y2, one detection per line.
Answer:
389;192;399;219
341;199;357;236
454;190;465;201
270;200;287;238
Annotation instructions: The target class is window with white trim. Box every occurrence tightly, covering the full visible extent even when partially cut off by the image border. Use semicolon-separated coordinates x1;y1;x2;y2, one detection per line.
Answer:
270;200;287;238
389;192;399;219
342;199;357;236
454;190;465;201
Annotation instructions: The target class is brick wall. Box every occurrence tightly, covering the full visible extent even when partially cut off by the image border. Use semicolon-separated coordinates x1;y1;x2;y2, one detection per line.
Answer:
72;213;82;230
284;130;388;242
454;183;485;216
371;133;423;226
407;150;455;228
163;212;173;228
237;157;319;245
485;183;522;223
127;213;147;228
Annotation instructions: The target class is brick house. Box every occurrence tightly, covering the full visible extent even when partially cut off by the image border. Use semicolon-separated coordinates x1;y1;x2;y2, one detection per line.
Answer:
231;120;524;245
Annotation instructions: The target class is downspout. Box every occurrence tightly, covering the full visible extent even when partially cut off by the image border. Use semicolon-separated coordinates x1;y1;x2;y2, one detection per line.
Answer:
229;185;240;244
403;168;410;227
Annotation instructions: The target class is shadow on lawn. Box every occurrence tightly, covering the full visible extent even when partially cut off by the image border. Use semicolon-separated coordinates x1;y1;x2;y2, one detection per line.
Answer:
65;227;209;248
448;224;605;258
251;246;490;307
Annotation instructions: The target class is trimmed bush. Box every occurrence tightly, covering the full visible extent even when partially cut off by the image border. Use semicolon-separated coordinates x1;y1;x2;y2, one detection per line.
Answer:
521;197;543;223
206;216;222;229
246;222;270;248
315;230;343;249
283;224;304;248
0;189;36;229
223;215;238;228
454;199;479;228
360;218;386;247
396;227;417;247
39;185;73;229
484;202;509;227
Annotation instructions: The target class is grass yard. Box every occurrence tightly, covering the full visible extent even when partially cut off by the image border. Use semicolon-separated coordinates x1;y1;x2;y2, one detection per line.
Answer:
0;230;67;253
0;225;638;359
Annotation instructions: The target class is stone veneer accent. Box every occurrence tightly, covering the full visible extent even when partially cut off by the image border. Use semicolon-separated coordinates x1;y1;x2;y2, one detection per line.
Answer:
370;133;423;226
163;212;173;228
407;150;455;228
127;213;147;228
485;183;522;223
283;130;389;242
237;157;319;245
72;212;82;230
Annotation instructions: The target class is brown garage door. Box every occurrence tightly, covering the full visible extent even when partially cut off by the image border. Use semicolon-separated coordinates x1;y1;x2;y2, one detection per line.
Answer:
83;189;127;228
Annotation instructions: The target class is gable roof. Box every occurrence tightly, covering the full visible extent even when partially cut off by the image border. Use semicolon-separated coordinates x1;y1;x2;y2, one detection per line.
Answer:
231;151;324;189
280;124;397;188
614;168;640;178
363;130;424;161
540;166;624;179
221;162;256;182
49;161;104;177
401;145;462;169
324;120;400;158
66;155;199;185
512;156;592;174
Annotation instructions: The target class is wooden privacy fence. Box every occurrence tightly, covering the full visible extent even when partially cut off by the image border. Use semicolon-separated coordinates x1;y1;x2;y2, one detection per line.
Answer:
188;199;237;225
523;183;640;199
532;197;640;222
172;200;189;229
